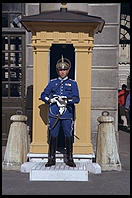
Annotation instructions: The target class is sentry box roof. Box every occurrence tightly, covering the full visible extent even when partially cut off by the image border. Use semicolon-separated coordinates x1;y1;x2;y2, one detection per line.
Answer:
21;5;105;34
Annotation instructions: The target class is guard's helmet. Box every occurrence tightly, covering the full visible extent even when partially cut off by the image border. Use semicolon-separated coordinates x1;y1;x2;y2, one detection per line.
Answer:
56;55;71;70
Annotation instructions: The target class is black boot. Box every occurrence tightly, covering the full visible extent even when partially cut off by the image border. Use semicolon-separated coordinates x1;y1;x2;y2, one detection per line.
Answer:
65;136;76;167
45;136;57;167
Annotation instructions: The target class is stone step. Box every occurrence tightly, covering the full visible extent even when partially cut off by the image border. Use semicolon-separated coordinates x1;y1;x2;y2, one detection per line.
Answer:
27;153;95;162
30;162;89;181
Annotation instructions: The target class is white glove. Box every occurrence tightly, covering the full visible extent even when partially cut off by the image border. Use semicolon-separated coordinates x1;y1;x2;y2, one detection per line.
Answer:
57;96;67;107
58;96;67;103
50;97;58;104
59;106;65;115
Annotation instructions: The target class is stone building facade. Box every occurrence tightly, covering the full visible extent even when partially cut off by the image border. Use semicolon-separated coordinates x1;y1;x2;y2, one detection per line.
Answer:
2;3;130;151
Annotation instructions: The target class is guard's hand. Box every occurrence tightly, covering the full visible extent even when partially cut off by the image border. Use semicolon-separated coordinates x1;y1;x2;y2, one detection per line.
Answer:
56;100;65;107
58;96;67;103
58;96;67;106
49;97;58;104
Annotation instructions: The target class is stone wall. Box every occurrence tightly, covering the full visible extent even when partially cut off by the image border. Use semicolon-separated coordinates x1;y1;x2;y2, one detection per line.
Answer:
87;3;120;150
24;3;39;135
25;3;39;90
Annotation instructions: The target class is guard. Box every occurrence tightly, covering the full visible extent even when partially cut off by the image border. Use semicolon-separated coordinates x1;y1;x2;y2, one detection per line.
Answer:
40;55;80;167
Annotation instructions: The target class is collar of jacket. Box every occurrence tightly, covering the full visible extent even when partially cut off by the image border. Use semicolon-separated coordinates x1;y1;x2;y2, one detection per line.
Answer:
58;76;68;81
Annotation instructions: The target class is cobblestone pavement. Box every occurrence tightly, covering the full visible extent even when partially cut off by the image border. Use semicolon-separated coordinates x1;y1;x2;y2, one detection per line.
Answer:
2;130;130;195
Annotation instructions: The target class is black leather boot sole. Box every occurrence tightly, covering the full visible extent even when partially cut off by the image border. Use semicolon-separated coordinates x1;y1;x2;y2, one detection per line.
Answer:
45;158;56;167
66;159;76;167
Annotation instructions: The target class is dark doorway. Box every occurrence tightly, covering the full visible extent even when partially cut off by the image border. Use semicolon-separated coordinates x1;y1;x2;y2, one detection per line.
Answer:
50;44;75;152
50;44;75;80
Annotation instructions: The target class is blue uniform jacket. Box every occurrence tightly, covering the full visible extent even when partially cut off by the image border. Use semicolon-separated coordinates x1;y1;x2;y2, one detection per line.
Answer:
40;77;80;119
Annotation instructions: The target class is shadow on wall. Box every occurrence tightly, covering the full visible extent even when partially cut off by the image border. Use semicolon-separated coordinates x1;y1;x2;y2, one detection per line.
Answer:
38;103;49;143
26;85;49;142
38;103;49;125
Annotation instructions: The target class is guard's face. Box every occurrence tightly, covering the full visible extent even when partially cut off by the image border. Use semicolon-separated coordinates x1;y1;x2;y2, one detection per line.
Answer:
58;69;69;79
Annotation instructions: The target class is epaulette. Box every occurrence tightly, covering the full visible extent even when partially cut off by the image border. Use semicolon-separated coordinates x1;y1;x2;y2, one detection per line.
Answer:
50;78;57;82
69;79;76;82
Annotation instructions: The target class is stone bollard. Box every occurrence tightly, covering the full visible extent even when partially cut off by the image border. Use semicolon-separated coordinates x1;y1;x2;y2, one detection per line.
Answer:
96;111;121;171
2;114;29;171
